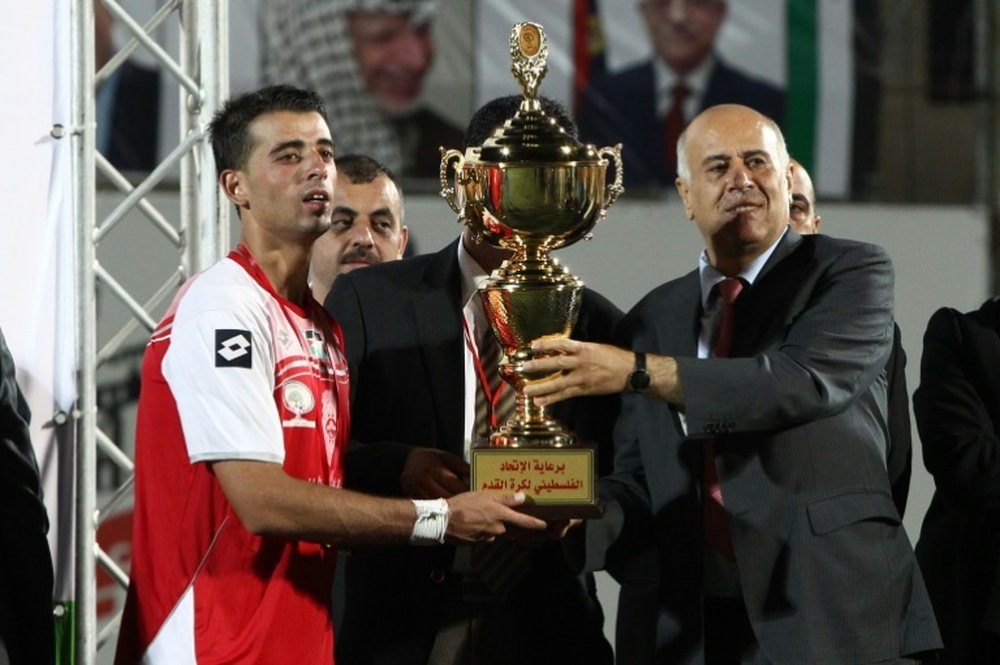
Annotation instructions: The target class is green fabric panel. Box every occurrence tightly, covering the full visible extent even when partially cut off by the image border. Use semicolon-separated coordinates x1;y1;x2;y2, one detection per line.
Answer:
786;0;819;172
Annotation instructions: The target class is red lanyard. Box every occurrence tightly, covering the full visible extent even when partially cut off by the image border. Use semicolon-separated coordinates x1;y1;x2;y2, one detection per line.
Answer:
462;315;507;428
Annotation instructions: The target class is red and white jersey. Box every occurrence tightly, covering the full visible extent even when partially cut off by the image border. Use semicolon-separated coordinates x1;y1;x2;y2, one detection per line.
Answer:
115;245;350;665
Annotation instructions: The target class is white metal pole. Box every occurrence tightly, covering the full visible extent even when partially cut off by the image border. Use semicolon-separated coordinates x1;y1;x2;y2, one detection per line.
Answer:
181;0;229;274
71;0;98;661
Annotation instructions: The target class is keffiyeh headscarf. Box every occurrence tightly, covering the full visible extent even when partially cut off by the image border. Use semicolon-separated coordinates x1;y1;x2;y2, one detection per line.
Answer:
259;0;440;173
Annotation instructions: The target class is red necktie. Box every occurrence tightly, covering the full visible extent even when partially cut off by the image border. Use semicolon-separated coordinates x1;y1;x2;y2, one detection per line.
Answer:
663;83;690;178
703;277;743;559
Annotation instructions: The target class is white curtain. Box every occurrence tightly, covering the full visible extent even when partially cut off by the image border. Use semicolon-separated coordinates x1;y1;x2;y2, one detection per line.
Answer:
0;0;78;606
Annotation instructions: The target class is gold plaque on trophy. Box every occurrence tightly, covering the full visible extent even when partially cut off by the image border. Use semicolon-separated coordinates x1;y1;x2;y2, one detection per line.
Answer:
440;22;623;518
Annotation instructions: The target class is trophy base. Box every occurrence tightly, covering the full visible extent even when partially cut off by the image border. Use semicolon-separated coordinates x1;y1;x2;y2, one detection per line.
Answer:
489;423;574;449
470;442;601;519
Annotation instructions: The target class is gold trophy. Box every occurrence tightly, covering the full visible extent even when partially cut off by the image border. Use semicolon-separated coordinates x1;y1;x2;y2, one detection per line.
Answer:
439;22;623;518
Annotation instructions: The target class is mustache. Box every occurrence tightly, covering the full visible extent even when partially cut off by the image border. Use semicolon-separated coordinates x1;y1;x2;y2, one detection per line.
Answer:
339;247;380;265
720;191;766;211
653;23;699;40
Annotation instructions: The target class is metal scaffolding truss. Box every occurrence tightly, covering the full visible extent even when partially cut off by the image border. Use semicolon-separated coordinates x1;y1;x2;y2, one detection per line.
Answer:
70;0;228;661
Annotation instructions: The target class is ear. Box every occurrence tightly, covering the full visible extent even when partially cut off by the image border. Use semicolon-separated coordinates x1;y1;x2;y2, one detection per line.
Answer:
220;170;248;208
814;215;822;233
397;226;410;259
676;178;694;220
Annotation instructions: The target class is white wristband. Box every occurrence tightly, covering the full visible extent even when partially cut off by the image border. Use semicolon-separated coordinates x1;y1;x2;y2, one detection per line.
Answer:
410;498;450;545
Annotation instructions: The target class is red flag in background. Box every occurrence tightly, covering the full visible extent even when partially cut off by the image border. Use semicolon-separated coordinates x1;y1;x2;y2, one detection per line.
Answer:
573;0;606;114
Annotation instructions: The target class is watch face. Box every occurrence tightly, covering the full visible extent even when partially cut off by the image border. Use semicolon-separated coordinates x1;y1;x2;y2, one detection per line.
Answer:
629;370;650;392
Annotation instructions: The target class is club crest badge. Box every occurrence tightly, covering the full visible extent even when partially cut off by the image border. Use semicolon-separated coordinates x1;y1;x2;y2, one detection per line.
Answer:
282;380;316;428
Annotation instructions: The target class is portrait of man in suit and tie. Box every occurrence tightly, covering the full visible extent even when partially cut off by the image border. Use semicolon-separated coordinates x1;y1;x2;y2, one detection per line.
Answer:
579;0;785;189
526;103;940;663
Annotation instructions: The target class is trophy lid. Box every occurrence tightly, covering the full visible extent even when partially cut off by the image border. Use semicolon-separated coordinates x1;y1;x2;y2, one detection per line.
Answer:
476;23;600;164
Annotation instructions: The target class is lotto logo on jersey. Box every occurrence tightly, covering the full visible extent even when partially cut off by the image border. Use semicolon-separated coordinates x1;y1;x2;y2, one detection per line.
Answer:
215;329;252;368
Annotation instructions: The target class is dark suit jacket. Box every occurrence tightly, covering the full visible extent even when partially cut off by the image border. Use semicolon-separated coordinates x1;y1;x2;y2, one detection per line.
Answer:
914;299;1000;663
103;61;160;173
0;328;54;665
326;239;621;665
578;57;785;188
886;323;913;517
393;107;465;181
585;231;940;663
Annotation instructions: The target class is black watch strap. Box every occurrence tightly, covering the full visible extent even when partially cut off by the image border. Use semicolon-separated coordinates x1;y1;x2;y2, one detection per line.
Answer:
627;352;650;393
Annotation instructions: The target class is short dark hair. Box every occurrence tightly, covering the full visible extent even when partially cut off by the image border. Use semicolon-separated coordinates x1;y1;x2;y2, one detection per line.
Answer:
335;153;404;210
208;85;328;177
461;95;579;149
335;153;400;189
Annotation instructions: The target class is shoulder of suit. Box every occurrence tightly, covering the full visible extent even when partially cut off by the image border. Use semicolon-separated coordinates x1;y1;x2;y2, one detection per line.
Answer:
712;56;783;94
581;287;624;316
968;297;1000;328
588;61;654;91
808;233;888;259
627;268;699;313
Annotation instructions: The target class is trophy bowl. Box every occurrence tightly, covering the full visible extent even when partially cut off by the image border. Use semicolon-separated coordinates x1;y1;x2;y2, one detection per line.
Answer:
441;131;622;258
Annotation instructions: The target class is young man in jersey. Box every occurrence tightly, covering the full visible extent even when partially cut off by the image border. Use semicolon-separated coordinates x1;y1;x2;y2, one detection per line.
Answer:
114;85;544;665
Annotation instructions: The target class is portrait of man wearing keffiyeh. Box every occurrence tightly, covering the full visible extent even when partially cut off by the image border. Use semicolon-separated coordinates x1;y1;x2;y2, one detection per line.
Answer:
260;0;464;179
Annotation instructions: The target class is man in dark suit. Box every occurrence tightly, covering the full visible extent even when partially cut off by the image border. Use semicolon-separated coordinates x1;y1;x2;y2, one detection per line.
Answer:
913;298;1000;664
789;159;913;517
579;0;784;188
94;0;160;173
325;96;621;664
0;327;54;665
526;104;939;663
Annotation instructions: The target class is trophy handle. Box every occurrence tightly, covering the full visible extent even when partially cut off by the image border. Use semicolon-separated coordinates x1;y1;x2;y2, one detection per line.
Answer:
439;148;466;215
598;144;624;211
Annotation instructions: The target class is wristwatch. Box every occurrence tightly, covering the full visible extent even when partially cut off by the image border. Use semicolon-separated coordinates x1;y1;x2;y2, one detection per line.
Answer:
626;352;650;393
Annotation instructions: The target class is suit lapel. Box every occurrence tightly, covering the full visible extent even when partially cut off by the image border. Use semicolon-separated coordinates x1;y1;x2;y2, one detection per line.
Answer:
651;270;702;358
732;228;805;356
412;241;467;456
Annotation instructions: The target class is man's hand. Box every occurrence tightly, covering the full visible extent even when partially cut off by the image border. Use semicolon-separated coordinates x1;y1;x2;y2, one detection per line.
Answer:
401;448;469;499
505;517;582;544
522;339;634;406
445;491;546;544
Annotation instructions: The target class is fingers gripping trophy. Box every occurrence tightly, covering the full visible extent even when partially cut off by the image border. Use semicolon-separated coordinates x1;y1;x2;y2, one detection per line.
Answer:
440;22;623;518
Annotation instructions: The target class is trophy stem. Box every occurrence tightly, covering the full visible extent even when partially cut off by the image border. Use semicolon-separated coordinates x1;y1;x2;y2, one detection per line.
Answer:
488;388;575;449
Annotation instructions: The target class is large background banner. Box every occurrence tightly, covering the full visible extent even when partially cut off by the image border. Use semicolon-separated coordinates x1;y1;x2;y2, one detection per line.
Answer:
220;0;854;194
467;0;851;195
